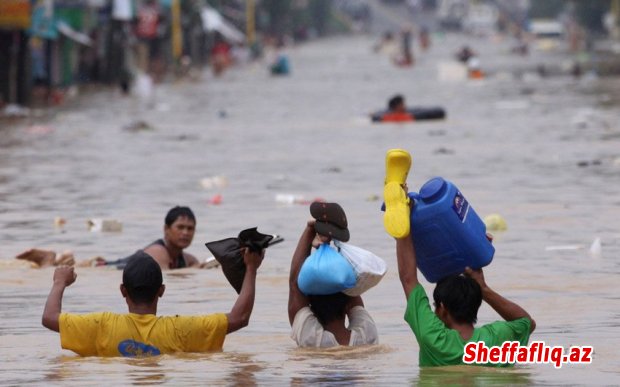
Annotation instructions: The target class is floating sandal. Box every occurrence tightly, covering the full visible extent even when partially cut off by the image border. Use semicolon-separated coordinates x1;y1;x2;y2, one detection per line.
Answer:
383;149;412;238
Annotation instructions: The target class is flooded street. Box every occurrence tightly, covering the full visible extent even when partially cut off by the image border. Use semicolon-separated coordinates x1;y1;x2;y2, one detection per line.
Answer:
1;33;620;385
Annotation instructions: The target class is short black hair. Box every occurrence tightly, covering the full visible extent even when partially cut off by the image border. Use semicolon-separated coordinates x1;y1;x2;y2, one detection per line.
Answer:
122;251;163;304
433;275;482;324
308;292;351;326
388;95;404;110
165;206;196;226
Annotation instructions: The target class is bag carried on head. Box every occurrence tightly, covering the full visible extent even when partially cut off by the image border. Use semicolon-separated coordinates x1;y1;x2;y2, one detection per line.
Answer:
297;243;356;295
334;240;387;297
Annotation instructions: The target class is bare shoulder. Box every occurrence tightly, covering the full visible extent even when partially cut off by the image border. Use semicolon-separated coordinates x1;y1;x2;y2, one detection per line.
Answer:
143;244;170;266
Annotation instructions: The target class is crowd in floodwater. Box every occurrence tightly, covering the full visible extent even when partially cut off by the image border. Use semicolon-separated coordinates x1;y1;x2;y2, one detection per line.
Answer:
25;147;535;367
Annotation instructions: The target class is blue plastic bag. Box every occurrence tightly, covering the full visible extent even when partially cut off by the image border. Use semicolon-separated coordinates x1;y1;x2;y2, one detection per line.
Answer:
297;243;356;295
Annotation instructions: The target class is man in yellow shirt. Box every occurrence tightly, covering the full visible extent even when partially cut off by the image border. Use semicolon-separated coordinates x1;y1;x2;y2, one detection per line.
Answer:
42;249;263;357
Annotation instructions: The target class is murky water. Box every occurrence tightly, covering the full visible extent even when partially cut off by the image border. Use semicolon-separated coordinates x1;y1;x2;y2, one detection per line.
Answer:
1;34;619;385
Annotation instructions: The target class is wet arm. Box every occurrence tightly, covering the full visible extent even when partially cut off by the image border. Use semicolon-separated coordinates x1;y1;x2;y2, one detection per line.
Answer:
481;286;536;333
345;296;364;316
226;249;262;333
396;234;419;299
465;267;536;333
288;223;314;325
42;267;76;332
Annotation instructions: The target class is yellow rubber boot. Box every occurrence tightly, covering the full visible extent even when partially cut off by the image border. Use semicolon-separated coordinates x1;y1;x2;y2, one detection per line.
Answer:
384;149;411;185
383;149;412;238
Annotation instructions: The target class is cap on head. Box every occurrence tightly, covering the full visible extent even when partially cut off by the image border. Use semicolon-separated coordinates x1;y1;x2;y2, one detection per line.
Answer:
122;251;163;303
310;202;350;242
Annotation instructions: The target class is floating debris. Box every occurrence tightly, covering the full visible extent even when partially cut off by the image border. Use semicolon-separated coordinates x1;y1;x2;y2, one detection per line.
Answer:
366;194;380;202
589;237;602;258
87;219;123;232
483;214;507;232
275;194;324;205
122;120;154;132
200;176;228;190
545;245;584;251
54;217;66;228
322;166;342;173
434;147;454;155
577;159;602;167
208;194;223;205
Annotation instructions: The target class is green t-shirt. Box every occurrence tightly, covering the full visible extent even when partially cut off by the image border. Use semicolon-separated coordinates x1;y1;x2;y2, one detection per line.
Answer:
404;284;531;367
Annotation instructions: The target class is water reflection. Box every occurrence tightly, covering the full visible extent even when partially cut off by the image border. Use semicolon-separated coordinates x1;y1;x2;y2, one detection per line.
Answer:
43;352;267;385
416;366;532;386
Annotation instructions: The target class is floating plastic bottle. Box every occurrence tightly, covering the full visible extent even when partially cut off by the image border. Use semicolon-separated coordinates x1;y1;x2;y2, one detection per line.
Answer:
589;237;602;259
409;177;494;283
87;219;123;232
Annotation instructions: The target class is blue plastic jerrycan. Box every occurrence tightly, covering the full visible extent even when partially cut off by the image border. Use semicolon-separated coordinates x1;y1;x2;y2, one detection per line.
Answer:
410;177;494;283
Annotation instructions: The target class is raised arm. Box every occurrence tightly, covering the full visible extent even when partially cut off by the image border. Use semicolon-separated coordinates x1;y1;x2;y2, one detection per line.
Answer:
42;266;77;332
288;221;315;325
226;248;264;333
396;233;419;299
465;267;536;333
345;295;364;317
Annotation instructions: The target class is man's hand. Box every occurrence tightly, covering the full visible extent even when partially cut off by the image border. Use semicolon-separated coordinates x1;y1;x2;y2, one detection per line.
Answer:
43;266;75;332
53;266;77;287
243;248;264;271
464;267;487;291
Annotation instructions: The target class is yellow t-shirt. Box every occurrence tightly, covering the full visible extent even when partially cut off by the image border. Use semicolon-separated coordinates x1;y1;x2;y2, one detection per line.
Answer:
59;312;228;357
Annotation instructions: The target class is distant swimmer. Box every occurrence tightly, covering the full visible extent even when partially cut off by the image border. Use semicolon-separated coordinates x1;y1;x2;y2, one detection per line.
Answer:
381;95;415;122
41;249;264;356
16;206;202;270
370;95;446;123
456;45;475;63
395;27;414;67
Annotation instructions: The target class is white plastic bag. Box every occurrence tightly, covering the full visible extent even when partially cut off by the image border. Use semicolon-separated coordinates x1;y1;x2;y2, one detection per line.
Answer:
334;241;387;297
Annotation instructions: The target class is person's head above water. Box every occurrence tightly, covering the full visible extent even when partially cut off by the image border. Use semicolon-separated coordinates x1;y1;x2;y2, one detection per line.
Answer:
165;206;196;226
308;292;352;326
164;206;196;250
432;274;482;325
388;95;406;112
121;251;164;305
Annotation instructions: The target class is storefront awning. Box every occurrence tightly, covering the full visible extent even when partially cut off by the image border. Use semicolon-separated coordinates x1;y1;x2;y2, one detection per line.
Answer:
57;20;92;46
0;0;31;30
201;7;245;44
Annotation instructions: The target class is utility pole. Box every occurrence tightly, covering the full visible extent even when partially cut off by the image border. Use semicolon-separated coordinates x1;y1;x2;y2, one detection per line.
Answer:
612;0;620;39
171;0;183;60
246;0;256;45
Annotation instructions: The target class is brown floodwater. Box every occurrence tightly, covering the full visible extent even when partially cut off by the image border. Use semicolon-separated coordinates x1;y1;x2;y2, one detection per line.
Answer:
1;33;619;385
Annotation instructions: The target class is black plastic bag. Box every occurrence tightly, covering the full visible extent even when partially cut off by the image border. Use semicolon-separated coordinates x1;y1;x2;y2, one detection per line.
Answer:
205;227;283;293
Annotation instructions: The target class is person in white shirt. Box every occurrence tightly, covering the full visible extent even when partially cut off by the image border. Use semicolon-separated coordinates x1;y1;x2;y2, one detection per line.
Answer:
288;213;378;348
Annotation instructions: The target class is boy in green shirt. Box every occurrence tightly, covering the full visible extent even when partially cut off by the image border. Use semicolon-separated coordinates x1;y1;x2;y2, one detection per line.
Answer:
383;150;536;367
